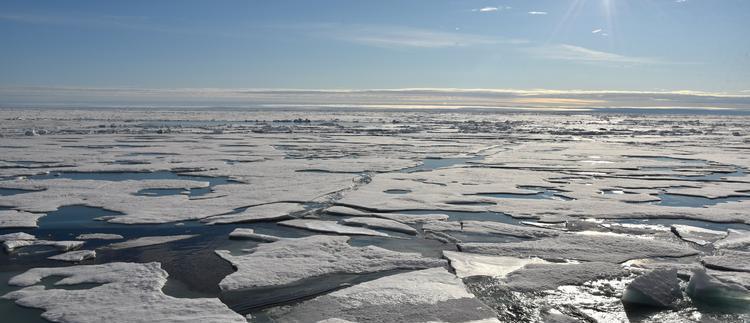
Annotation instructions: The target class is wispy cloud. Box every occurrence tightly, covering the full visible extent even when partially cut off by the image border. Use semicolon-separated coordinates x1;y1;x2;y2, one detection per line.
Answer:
528;11;548;15
591;29;609;37
471;6;511;13
0;12;246;39
526;44;659;64
0;13;154;30
308;24;520;49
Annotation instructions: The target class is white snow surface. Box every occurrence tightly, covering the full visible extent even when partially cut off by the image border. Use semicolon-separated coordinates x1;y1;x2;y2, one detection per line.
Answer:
2;262;246;323
215;235;446;291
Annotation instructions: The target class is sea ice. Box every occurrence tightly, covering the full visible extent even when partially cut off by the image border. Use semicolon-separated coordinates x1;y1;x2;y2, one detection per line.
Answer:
75;233;124;240
443;250;549;278
48;250;96;262
621;269;682;307
2;262;246;323
4;239;84;253
278;219;391;237
215;235;445;291
228;228;281;242
264;267;501;323
502;262;624;292
687;269;750;306
341;217;417;235
0;209;44;228
713;229;750;249
104;234;197;250
203;202;305;224
670;224;727;246
423;221;559;239
326;205;448;223
459;233;698;263
0;232;35;241
702;249;750;272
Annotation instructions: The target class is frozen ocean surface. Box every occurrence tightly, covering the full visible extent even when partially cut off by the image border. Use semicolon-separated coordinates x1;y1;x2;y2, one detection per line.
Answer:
1;108;749;322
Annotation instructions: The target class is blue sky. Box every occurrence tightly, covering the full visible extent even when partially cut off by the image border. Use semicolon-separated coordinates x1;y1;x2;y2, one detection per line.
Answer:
1;0;749;107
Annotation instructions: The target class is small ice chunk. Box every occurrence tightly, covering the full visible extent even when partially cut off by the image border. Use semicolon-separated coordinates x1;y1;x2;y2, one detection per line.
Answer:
105;235;197;250
228;228;280;242
75;233;124;240
443;251;549;278
686;269;750;306
621;269;682;307
48;250;96;262
670;224;726;246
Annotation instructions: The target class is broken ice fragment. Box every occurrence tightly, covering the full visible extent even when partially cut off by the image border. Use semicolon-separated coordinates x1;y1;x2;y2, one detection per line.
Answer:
621;269;682;308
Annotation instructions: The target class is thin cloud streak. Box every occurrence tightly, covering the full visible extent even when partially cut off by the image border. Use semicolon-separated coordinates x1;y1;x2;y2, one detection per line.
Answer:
306;24;525;48
525;44;660;64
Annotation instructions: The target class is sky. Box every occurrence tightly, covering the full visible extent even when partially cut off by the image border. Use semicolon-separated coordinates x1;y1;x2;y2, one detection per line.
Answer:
1;0;749;108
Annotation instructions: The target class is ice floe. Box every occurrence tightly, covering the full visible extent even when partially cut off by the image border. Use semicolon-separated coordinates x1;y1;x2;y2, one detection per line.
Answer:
203;202;305;225
4;239;84;253
502;262;624;292
264;267;501;323
104;234;197;250
48;250;96;262
326;205;448;223
0;232;35;241
702;249;750;272
340;217;417;235
278;219;391;237
670;224;727;246
75;233;124;240
228;228;281;242
423;220;559;239
459;233;698;263
0;209;44;228
714;229;750;249
215;235;445;291
443;251;549;279
2;262;246;323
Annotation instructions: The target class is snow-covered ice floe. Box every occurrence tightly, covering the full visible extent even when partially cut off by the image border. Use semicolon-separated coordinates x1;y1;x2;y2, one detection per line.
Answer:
2;262;246;323
458;233;698;263
104;234;197;250
215;235;446;291
264;267;501;323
